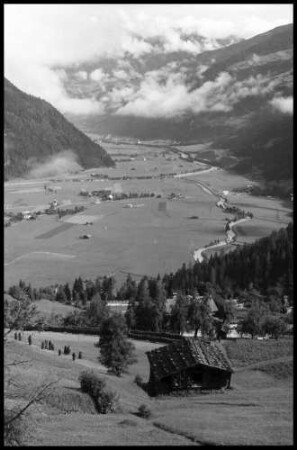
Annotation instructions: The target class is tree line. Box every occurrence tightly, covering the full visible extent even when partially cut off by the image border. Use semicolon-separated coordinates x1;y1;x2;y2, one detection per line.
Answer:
6;223;293;338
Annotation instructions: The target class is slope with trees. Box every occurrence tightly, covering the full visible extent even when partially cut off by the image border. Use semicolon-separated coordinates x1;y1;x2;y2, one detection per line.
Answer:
4;78;114;179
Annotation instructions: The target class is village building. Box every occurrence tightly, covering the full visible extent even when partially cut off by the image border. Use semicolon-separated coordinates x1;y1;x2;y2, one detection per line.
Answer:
107;300;128;315
146;337;233;396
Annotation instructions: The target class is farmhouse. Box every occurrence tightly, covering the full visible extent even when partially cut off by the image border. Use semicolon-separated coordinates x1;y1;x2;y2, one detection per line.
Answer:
146;337;233;395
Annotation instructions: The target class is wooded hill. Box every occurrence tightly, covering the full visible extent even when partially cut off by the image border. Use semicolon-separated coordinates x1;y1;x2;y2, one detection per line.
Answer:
163;223;293;301
4;78;114;179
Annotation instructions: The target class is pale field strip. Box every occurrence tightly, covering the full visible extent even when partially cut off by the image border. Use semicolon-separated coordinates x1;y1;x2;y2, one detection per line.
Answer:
5;204;49;210
5;180;48;187
64;214;103;224
4;200;90;211
8;187;44;194
5;251;76;266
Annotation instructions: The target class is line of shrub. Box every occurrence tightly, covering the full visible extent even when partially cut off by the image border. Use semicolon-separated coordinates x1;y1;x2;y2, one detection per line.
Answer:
128;329;183;343
79;371;119;414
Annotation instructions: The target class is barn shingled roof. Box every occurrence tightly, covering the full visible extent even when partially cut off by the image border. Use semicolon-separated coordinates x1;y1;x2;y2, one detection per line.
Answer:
146;337;233;381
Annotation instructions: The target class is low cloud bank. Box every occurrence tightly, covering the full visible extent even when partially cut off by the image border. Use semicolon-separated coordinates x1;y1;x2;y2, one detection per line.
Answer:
115;71;278;118
28;150;83;178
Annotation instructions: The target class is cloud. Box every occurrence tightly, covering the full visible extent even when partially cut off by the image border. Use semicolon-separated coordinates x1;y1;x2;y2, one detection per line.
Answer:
106;86;137;111
6;59;104;115
113;70;130;80
5;4;292;114
75;71;88;80
270;96;293;114
115;71;278;118
89;68;108;82
121;35;154;57
196;65;209;78
28;150;83;178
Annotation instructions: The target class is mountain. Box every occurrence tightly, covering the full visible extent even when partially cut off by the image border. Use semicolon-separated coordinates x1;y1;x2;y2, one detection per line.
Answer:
4;78;114;180
59;24;292;185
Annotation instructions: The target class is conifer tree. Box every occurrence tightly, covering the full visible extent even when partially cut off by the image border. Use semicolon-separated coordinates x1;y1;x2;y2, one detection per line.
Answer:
99;314;136;376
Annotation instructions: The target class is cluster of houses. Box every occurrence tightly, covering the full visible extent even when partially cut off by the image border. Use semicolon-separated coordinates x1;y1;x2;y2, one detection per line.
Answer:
106;293;248;340
4;198;64;227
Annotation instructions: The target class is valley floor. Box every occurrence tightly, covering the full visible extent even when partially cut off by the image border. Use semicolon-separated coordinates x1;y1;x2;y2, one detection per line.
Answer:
4;141;292;289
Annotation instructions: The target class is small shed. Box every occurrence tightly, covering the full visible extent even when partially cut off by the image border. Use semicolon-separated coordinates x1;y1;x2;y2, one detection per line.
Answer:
146;337;233;396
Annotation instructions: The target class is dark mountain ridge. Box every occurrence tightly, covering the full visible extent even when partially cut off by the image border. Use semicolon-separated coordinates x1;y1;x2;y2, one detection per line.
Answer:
4;78;114;180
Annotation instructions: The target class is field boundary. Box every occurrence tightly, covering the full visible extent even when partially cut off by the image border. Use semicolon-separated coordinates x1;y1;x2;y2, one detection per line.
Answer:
153;422;217;446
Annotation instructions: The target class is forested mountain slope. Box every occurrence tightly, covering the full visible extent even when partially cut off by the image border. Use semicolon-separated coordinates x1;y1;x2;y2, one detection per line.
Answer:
163;223;293;300
4;78;114;179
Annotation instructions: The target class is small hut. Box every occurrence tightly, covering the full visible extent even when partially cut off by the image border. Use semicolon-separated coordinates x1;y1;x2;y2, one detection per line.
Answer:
146;337;233;396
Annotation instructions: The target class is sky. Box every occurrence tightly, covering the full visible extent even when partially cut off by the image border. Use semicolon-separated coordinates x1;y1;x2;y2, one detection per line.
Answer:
4;4;293;116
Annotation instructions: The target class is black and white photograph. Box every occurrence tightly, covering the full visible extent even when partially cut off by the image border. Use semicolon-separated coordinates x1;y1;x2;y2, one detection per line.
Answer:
4;3;293;446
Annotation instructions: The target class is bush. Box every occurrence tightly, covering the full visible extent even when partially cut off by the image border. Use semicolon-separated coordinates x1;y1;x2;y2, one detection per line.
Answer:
138;404;151;419
79;370;119;414
63;345;71;355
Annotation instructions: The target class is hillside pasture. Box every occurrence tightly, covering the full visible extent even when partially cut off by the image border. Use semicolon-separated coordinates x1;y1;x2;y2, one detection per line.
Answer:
223;337;293;368
34;299;79;318
5;333;293;446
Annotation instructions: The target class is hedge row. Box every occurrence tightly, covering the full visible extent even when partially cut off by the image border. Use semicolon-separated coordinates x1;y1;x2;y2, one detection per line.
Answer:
24;325;101;335
128;329;183;343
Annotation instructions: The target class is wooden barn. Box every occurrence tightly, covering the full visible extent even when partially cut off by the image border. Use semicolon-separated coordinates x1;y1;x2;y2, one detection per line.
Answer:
146;337;233;396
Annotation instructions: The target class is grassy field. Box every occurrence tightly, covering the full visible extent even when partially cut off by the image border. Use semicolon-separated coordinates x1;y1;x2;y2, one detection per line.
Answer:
5;331;293;446
223;337;293;368
4;142;292;289
33;299;78;318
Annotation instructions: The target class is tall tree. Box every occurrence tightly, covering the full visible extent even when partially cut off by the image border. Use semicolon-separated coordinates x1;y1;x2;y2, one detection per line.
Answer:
99;314;136;376
188;297;214;338
170;292;189;334
240;300;268;338
55;285;67;304
88;293;109;327
64;283;72;305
